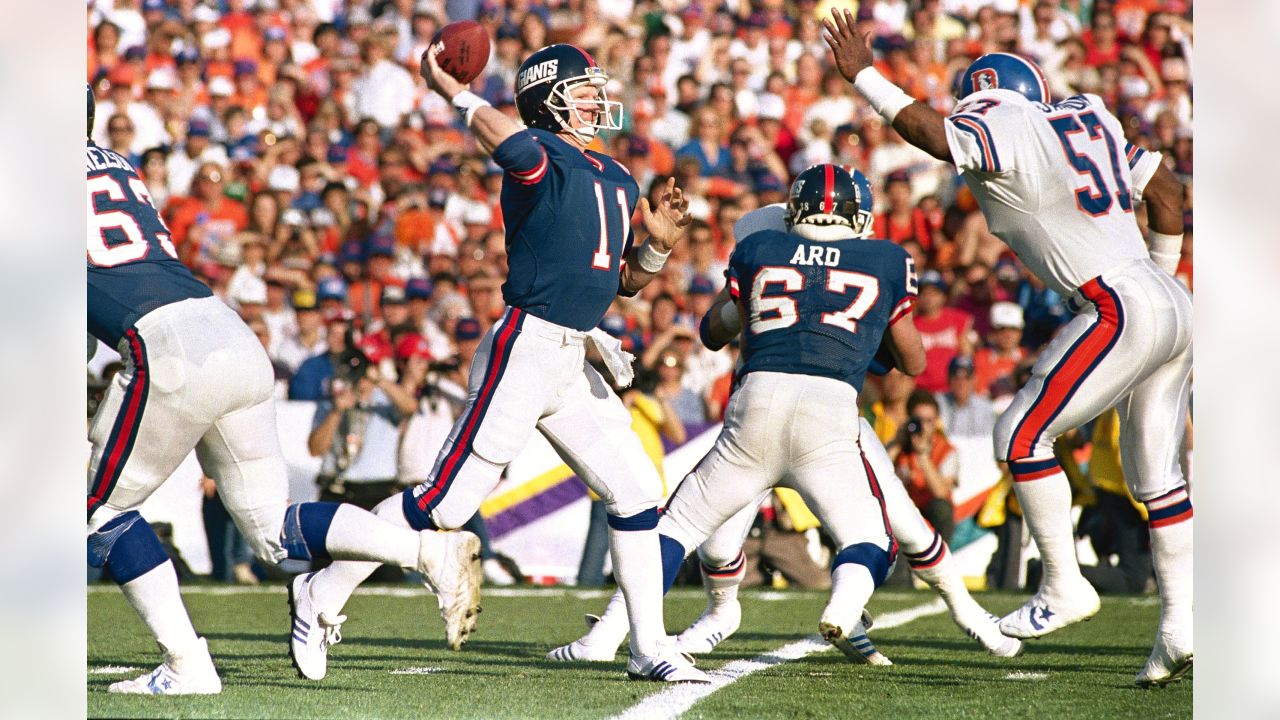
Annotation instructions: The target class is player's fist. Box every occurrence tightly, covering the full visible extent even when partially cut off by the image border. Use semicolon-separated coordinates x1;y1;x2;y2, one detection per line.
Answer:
639;176;692;252
822;7;873;83
420;44;468;101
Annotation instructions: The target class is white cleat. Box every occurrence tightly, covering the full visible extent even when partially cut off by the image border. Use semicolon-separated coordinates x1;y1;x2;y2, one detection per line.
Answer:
108;637;222;695
288;572;346;681
819;610;892;666
999;581;1100;640
955;610;1024;658
483;557;516;586
674;600;742;655
546;614;622;662
1135;632;1192;688
418;530;483;651
626;650;712;683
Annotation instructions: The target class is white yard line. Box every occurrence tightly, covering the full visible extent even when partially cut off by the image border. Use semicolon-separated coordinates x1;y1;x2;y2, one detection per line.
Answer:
88;585;847;601
1004;671;1049;681
610;599;948;720
89;665;138;674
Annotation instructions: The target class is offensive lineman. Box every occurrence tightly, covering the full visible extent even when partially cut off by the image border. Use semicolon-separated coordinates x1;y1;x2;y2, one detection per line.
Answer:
289;45;707;683
86;85;479;694
551;182;1021;664
823;10;1192;686
553;164;926;662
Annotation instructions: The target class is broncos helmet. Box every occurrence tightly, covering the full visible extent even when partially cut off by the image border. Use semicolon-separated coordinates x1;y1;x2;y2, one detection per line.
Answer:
956;53;1050;103
785;164;875;239
514;44;622;143
87;83;95;140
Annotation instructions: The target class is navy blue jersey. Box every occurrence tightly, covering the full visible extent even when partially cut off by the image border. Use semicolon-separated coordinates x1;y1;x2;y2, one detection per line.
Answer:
493;128;638;331
87;142;212;346
727;230;917;392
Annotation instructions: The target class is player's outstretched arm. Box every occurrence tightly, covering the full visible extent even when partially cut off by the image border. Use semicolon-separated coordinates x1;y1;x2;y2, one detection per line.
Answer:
822;8;952;163
1139;163;1185;274
885;311;927;376
620;177;692;294
421;45;521;154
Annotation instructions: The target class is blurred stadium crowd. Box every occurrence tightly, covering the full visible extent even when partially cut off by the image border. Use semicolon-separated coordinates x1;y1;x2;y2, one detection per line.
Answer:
87;0;1193;588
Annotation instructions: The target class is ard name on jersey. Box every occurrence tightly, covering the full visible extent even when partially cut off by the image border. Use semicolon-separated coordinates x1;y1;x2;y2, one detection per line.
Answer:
728;229;916;392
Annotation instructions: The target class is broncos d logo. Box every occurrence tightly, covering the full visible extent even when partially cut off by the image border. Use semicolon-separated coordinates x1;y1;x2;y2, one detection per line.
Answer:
973;69;998;91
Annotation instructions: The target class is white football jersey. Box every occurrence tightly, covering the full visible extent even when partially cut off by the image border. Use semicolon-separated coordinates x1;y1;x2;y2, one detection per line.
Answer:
944;89;1163;297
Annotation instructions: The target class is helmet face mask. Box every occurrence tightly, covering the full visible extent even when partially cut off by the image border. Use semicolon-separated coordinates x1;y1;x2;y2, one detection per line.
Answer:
785;164;875;240
87;83;95;140
515;44;624;144
544;73;623;142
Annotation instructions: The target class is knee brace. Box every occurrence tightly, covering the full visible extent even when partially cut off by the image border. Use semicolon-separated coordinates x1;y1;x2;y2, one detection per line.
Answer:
87;510;169;584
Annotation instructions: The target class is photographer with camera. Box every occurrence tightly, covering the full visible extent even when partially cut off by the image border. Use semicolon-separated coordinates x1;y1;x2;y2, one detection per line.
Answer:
889;389;959;544
307;341;419;511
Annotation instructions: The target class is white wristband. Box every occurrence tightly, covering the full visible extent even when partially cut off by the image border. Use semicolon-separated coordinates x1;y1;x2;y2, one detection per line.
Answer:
636;242;671;273
451;91;491;127
853;66;916;124
1148;231;1183;275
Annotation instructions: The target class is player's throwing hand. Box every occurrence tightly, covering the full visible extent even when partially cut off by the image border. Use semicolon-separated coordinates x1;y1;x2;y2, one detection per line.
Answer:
822;8;874;84
638;177;691;252
420;44;467;101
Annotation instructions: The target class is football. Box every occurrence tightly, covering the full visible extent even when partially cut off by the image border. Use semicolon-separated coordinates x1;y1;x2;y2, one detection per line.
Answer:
428;20;491;84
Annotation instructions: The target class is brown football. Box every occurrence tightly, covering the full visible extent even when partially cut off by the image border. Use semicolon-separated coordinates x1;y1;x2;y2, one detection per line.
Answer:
428;20;491;84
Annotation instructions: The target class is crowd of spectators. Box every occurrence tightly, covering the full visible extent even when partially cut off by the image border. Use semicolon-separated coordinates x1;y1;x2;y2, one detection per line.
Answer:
87;0;1193;586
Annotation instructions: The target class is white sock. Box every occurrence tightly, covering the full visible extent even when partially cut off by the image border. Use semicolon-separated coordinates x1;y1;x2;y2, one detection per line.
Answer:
1145;488;1194;638
120;562;202;658
324;503;419;568
907;537;983;615
307;495;408;614
608;527;665;657
1011;471;1084;589
826;563;875;629
583;589;630;650
700;551;745;611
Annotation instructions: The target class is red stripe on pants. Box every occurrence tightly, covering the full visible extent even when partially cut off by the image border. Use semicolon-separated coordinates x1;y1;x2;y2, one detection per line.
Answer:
419;309;522;510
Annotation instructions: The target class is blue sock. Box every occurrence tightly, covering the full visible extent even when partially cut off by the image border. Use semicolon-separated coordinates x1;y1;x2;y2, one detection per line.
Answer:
658;534;687;594
280;502;341;561
89;512;170;584
832;542;892;587
401;489;440;531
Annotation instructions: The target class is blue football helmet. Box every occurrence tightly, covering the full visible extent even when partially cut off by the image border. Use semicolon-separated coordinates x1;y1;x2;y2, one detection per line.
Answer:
514;44;622;143
785;164;875;239
956;53;1050;104
87;83;95;139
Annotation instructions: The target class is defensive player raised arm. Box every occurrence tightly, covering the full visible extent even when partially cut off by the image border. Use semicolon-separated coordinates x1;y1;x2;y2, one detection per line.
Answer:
821;8;953;164
619;177;692;295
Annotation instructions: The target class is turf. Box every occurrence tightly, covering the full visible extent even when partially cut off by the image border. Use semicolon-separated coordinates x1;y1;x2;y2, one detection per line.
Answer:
87;585;1190;719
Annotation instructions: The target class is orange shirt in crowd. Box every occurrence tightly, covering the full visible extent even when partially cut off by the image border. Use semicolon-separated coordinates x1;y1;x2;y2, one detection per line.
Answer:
973;346;1026;397
164;196;249;258
896;432;957;508
874;209;933;251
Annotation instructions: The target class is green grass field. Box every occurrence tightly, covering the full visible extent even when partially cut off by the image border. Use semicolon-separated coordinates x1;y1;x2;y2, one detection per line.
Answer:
88;584;1190;719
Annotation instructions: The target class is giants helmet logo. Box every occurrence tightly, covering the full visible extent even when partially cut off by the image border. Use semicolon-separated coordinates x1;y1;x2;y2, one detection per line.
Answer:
517;59;559;93
972;69;998;91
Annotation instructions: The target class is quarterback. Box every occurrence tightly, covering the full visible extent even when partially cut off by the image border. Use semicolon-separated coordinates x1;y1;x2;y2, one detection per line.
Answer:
292;44;707;683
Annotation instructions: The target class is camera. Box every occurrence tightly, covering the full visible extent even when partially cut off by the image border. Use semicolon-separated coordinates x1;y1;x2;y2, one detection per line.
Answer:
335;346;371;386
905;417;924;436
